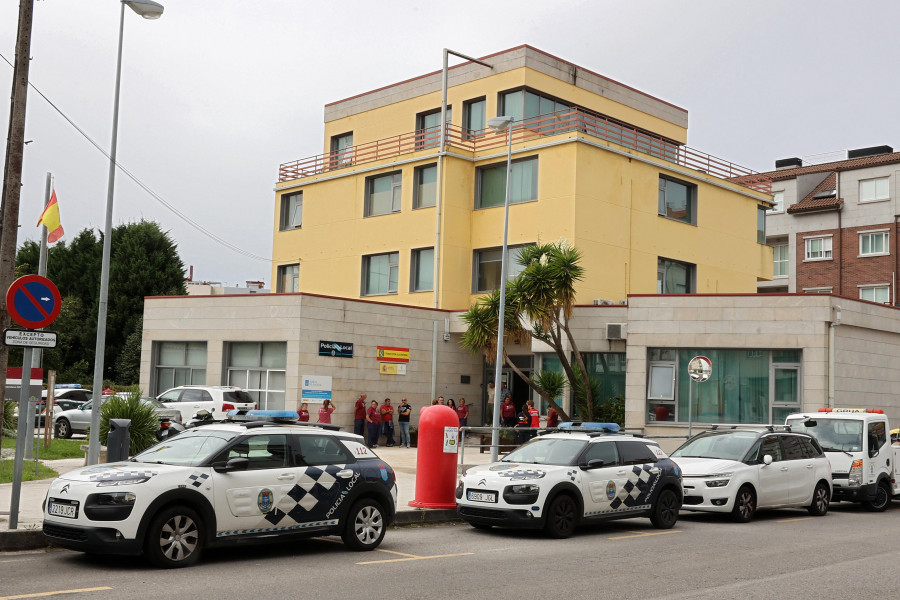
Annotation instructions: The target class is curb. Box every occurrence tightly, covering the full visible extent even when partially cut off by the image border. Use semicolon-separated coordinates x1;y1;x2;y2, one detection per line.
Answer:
1;509;461;552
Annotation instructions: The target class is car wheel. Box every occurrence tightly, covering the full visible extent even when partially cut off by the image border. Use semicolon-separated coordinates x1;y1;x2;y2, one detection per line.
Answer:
54;418;72;439
731;485;756;523
807;482;830;516
341;498;386;551
650;488;680;529
144;506;204;568
863;482;891;513
543;494;577;539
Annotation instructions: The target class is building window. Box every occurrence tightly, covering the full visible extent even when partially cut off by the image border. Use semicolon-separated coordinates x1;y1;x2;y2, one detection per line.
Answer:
802;287;833;294
463;97;486;139
415;107;451;150
276;264;299;293
363;252;399;295
413;164;437;209
330;132;353;168
859;177;889;203
227;342;286;410
771;191;784;213
500;89;569;125
153;341;207;395
365;171;402;217
279;192;302;230
410;247;434;292
474;245;531;292
860;231;889;256
657;257;695;294
658;176;696;225
476;157;538;209
757;206;767;243
859;285;890;304
773;243;789;277
804;236;833;260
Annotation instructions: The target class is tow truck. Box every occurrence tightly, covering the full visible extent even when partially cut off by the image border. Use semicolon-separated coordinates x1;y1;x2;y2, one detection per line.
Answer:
785;408;900;512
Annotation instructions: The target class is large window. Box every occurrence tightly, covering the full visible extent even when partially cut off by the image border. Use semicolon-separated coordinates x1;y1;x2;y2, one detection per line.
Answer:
365;171;402;217
500;89;569;125
410;247;434;292
476;157;538;208
277;264;299;293
657;257;695;294
330;132;353;168
279;192;302;230
413;164;436;209
773;243;789;277
363;252;399;295
859;177;889;203
658;176;696;225
757;206;767;243
416;107;451;150
804;236;832;260
154;342;207;395
860;231;889;256
463;97;486;139
771;191;785;213
227;342;286;410
647;348;801;425
859;285;890;304
474;245;531;292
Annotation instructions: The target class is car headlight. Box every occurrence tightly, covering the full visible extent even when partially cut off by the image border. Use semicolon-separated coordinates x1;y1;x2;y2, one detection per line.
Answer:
95;492;136;505
96;476;151;487
705;474;732;488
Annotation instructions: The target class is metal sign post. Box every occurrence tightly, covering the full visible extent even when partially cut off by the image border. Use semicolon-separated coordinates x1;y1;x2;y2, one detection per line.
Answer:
687;355;712;438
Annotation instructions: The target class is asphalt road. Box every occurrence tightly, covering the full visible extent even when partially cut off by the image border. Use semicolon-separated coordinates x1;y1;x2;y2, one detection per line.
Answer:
2;502;898;600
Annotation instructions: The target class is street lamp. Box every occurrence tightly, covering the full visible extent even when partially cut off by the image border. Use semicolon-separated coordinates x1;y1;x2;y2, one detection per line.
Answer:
486;115;514;462
87;0;164;465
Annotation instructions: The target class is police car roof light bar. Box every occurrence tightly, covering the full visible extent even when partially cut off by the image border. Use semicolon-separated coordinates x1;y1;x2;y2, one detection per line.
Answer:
226;409;300;423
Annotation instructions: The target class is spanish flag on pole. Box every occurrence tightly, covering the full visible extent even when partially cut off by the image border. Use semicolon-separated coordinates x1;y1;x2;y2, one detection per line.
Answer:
37;189;65;243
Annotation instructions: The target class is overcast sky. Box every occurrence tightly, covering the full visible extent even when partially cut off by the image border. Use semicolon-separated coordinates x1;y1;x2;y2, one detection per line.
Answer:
2;0;899;286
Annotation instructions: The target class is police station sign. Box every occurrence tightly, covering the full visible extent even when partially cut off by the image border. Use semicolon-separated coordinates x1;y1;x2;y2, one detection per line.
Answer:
319;340;353;358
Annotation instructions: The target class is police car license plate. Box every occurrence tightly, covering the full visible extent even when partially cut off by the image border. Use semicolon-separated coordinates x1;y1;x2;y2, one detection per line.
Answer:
49;500;78;519
467;490;496;503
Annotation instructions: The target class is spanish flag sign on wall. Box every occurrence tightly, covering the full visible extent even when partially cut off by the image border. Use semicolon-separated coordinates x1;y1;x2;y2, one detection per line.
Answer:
36;189;65;243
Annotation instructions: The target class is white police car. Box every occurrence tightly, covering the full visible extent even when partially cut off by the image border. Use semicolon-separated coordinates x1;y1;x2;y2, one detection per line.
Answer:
42;411;398;568
456;424;682;538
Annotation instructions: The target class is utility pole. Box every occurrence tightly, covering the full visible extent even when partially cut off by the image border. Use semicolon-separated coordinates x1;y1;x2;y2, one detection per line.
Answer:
0;0;35;427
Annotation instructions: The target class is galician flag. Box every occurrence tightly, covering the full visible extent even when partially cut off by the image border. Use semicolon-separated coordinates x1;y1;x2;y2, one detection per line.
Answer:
37;189;65;243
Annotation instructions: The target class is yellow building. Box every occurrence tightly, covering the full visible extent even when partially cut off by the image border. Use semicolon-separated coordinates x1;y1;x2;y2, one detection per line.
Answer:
273;46;772;309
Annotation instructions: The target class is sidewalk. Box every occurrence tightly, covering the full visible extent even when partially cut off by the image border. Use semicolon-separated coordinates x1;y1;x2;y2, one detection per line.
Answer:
0;441;497;551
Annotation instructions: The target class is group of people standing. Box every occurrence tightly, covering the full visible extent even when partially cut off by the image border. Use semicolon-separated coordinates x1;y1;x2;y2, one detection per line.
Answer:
430;396;469;428
352;393;413;449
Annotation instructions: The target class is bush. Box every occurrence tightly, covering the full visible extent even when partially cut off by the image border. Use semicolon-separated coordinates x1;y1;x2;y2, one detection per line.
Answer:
99;388;158;456
2;400;16;438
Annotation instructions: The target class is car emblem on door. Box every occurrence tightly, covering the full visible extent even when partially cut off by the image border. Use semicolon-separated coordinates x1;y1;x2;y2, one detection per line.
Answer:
257;488;274;513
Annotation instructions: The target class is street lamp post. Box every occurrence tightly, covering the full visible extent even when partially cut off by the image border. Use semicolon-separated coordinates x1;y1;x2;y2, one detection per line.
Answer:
486;115;514;462
88;0;164;466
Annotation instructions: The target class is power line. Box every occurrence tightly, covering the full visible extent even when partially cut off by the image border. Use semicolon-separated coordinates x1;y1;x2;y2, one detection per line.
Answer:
0;51;272;263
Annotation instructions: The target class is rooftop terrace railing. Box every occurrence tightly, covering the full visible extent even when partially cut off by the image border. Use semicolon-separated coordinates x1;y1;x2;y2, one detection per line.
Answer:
278;107;771;193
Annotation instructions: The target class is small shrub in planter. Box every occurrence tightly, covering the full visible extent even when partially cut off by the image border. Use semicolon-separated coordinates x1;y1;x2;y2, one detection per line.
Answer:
99;389;159;456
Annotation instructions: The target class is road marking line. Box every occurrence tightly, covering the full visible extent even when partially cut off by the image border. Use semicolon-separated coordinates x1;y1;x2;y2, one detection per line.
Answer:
608;530;681;540
372;548;419;558
357;552;473;565
0;587;113;600
777;517;811;523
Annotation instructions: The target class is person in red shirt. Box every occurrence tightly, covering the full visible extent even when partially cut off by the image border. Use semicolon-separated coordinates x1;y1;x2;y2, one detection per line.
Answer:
527;400;540;428
380;398;395;447
456;398;469;427
353;393;367;437
500;396;517;427
366;399;382;448
317;399;336;424
297;402;310;422
546;405;559;428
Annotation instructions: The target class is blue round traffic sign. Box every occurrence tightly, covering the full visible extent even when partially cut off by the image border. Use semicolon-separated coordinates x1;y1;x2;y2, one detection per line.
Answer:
6;274;61;329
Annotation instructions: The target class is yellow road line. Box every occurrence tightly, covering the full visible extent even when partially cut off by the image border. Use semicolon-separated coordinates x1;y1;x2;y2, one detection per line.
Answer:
608;530;681;540
357;552;473;565
371;548;419;558
777;517;811;523
0;587;113;600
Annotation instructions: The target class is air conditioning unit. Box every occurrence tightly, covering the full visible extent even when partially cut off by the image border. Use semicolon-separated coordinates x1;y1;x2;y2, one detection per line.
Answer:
606;323;627;340
593;299;615;306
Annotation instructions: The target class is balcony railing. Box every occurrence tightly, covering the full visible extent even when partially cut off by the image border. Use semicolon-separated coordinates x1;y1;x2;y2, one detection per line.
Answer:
278;107;771;193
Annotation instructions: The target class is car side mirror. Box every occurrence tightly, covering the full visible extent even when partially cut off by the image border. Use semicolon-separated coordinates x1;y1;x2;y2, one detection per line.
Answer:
213;457;249;473
762;454;773;466
580;458;605;470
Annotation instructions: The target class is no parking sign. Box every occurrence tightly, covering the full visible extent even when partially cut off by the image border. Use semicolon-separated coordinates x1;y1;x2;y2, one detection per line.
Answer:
6;274;61;329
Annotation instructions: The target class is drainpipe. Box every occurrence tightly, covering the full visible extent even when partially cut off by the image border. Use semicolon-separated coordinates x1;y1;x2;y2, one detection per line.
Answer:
828;305;841;408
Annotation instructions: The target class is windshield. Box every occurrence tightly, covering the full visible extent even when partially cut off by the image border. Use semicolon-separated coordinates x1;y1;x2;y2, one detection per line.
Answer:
503;438;587;465
786;418;862;453
133;429;237;466
672;431;759;461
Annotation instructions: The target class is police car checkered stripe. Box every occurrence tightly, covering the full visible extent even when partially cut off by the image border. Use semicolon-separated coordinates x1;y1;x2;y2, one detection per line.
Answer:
188;473;209;487
88;470;156;482
584;505;652;517
609;464;660;510
216;520;339;537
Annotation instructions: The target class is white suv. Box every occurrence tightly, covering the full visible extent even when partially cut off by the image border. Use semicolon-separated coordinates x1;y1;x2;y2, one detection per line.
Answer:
672;427;832;522
157;386;255;422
